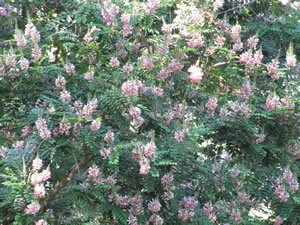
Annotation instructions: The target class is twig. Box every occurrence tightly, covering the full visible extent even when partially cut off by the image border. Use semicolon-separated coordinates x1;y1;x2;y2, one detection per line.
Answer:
41;144;93;212
218;0;256;15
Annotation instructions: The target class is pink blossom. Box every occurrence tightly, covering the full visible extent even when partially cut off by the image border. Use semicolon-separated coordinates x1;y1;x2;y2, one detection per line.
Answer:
33;156;43;171
187;36;205;48
90;121;101;132
158;69;169;81
174;130;184;142
55;76;66;89
286;53;297;67
139;157;150;175
25;202;40;215
19;58;30;70
149;214;163;225
5;52;17;67
267;59;279;74
247;36;259;48
13;140;24;151
144;0;160;15
122;64;134;73
35;219;48;225
32;44;42;63
265;94;281;111
25;22;40;43
84;71;94;82
151;86;164;96
206;97;218;111
88;165;100;178
219;107;229;117
14;31;27;47
59;122;72;135
144;142;156;158
121;14;131;24
40;168;51;182
101;2;119;25
254;50;263;65
74;101;83;110
104;131;115;144
148;199;161;212
81;99;98;120
231;24;241;42
34;183;46;198
213;0;225;12
122;25;133;37
142;57;154;71
109;57;120;67
122;80;139;97
35;118;51;140
168;59;184;73
60;90;71;102
188;65;203;83
273;216;283;225
215;36;226;47
239;50;254;66
64;63;76;74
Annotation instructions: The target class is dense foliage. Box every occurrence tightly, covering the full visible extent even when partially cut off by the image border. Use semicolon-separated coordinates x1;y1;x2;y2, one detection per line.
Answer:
0;0;299;224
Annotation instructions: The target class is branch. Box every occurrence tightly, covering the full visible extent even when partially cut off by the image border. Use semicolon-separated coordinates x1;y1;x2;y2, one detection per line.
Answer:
218;0;255;15
41;144;93;212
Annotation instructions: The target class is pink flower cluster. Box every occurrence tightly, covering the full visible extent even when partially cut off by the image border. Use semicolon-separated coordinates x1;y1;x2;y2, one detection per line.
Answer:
144;0;160;15
104;131;115;144
55;76;66;89
101;2;119;25
273;216;284;225
239;50;263;68
84;71;94;82
14;31;27;47
174;130;184;142
230;102;251;118
90;120;101;132
267;59;279;78
122;80;146;97
129;106;144;127
19;57;30;71
109;57;120;67
274;169;299;202
168;59;184;73
30;156;51;199
25;22;40;43
202;202;216;222
206;97;218;117
13;140;24;151
148;214;164;225
148;199;161;212
213;0;225;12
100;147;117;159
81;98;98;120
286;53;297;67
231;24;241;42
25;202;40;215
188;65;204;84
161;173;175;200
265;94;281;111
151;86;164;97
35;118;51;140
64;63;76;74
59;122;72;135
35;219;48;225
60;90;71;102
178;196;198;221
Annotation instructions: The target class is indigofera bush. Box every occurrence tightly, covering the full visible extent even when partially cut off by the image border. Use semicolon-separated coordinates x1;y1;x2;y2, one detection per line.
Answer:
0;0;299;224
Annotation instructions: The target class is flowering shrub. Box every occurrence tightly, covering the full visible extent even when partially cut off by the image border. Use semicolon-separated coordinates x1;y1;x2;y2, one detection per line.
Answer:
0;0;299;224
